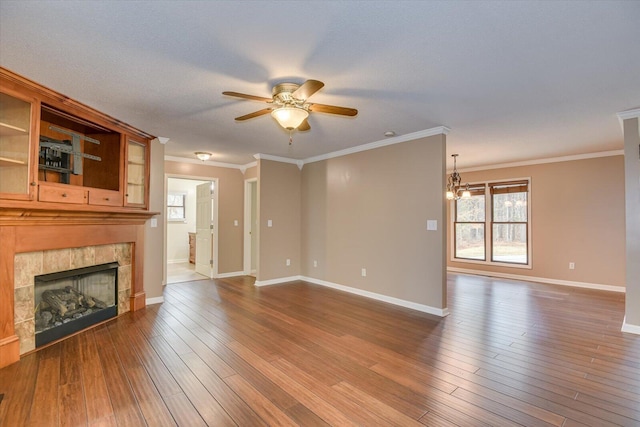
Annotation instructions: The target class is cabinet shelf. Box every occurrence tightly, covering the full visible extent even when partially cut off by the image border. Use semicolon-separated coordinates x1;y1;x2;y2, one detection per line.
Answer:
0;121;29;137
0;156;27;167
39;164;72;174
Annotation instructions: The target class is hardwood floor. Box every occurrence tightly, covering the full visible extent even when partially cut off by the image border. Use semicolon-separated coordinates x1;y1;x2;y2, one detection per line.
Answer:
1;273;639;426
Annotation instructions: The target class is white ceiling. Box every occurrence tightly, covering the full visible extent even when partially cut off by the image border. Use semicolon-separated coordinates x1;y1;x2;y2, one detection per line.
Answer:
1;1;639;169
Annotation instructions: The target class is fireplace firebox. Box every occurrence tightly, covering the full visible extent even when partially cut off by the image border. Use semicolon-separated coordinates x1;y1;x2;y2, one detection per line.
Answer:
34;262;119;347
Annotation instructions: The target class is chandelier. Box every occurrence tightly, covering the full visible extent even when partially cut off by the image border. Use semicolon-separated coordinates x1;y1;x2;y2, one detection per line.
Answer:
446;154;471;200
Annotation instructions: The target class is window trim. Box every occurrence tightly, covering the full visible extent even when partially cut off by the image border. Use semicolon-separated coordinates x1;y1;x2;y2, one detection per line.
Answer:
450;177;532;269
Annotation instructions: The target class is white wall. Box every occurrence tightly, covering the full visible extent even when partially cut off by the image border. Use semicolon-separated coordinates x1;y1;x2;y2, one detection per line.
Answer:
166;178;208;263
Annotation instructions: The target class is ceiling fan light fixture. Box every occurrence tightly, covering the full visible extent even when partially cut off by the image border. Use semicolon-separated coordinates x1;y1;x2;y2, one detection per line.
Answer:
271;106;309;130
195;151;212;161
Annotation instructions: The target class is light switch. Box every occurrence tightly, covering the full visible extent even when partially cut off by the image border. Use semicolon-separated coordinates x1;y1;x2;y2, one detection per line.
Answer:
267;219;273;227
234;220;238;226
150;218;158;228
427;220;437;231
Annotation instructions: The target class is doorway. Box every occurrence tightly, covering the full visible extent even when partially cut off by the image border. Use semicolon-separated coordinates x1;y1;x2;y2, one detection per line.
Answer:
165;176;218;284
244;178;257;276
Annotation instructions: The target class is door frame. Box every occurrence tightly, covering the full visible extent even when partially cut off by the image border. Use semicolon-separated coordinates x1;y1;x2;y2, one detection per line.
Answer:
243;178;257;275
164;174;219;281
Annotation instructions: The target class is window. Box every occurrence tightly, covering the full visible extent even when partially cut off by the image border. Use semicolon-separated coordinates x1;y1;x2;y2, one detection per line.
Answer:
167;192;186;221
453;179;530;267
491;181;528;264
454;185;486;260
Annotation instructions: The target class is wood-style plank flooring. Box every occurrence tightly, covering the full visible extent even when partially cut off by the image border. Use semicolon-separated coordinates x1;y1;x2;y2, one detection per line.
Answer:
1;273;639;426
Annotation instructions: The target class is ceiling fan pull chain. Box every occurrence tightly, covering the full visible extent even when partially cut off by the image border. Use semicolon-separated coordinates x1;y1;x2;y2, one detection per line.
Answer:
289;130;293;145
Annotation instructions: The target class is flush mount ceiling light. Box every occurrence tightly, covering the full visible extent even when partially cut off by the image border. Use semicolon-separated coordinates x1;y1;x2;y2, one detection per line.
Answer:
446;154;471;200
270;106;309;130
384;131;396;137
195;152;212;161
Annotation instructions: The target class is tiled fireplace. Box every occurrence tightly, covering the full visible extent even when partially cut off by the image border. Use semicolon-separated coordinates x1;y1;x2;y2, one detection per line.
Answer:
0;217;151;368
14;244;133;354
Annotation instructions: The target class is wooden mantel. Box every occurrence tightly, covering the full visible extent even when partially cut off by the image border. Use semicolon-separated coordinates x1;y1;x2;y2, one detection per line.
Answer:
0;208;157;368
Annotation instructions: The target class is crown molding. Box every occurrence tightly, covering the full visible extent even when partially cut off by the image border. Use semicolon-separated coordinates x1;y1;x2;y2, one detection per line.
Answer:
617;107;640;131
303;126;450;165
617;108;640;121
254;153;304;170
164;155;247;170
455;150;624;173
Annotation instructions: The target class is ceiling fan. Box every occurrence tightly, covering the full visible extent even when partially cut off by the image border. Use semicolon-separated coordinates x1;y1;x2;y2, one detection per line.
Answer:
222;79;357;133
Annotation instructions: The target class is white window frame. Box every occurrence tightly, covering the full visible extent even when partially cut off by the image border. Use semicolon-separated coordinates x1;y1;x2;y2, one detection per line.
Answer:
167;192;187;222
450;177;532;269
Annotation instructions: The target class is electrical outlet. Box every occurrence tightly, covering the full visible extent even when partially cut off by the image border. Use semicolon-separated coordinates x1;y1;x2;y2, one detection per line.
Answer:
286;258;291;266
313;260;318;267
361;268;367;277
569;262;575;270
234;219;238;226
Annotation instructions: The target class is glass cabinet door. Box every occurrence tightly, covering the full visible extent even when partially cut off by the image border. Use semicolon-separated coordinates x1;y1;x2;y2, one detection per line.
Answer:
0;91;35;199
125;137;148;207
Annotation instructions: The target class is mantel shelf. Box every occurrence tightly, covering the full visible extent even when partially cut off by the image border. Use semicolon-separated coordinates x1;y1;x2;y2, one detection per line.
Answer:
0;202;158;225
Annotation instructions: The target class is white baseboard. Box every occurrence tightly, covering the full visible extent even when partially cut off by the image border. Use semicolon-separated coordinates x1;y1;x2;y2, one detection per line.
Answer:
253;275;448;317
216;271;245;279
167;258;189;264
447;267;625;293
146;296;164;305
254;275;302;287
622;317;640;335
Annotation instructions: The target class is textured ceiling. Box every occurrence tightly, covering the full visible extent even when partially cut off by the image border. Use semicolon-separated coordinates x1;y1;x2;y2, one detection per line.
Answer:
1;1;639;169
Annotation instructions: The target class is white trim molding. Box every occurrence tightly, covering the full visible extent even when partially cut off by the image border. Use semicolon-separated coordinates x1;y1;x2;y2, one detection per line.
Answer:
617;107;640;121
448;267;625;293
455;150;624;173
146;296;164;305
303;126;451;165
253;275;449;317
621;317;640;335
216;271;245;279
254;275;303;287
252;126;450;169
254;153;304;169
165;155;249;170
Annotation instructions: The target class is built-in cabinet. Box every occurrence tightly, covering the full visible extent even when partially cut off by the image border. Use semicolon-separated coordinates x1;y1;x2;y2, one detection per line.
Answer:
0;67;152;210
0;90;37;200
125;137;148;207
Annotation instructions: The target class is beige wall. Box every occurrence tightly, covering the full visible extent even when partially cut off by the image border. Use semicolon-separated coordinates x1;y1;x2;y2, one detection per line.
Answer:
623;117;640;328
257;160;301;281
447;155;626;288
301;135;447;310
164;161;245;274
245;165;257;180
144;140;165;300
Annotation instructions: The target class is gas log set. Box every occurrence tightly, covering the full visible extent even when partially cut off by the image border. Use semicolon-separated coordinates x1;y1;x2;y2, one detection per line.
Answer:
35;286;108;332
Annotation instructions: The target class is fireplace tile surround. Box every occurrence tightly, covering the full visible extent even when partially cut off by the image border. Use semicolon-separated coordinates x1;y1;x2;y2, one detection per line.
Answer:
0;217;152;369
14;244;132;354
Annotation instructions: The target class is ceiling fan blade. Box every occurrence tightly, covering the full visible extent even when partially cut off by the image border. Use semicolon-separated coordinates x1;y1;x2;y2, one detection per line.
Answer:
298;119;310;131
223;91;273;103
292;80;324;100
309;103;358;116
235;108;273;121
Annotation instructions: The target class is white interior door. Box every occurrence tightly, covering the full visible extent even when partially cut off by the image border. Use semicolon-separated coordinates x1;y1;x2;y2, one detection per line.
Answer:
195;182;214;277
